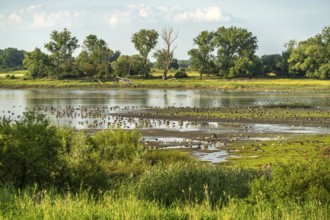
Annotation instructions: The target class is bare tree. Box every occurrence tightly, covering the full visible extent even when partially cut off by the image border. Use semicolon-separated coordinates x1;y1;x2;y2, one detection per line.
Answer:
153;27;178;80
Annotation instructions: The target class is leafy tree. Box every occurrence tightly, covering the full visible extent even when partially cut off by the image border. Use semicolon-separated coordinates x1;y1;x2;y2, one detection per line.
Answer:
261;54;285;76
281;39;297;77
76;34;116;79
111;54;149;78
153;27;178;80
131;29;158;65
229;57;255;78
0;48;25;71
289;26;330;79
44;28;79;78
111;55;131;77
0;112;63;188
129;55;150;77
213;26;258;78
188;30;217;79
23;48;52;78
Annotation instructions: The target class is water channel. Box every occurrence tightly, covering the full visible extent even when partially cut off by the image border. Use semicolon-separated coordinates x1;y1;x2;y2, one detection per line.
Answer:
1;89;329;163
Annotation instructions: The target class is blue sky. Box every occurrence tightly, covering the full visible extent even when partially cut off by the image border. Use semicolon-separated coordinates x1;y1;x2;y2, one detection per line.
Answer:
1;0;329;59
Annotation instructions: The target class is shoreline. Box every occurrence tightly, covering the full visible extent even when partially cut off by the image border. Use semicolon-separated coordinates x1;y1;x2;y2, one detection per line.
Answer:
1;77;330;92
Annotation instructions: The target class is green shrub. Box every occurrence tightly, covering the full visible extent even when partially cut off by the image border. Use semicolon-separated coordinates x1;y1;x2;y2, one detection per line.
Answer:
143;150;192;165
56;128;144;191
5;74;16;79
135;163;258;206
249;158;330;204
0;112;63;188
174;68;188;78
92;129;143;161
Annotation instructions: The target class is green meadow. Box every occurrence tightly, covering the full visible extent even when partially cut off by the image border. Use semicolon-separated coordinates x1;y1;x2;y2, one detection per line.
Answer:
1;70;330;91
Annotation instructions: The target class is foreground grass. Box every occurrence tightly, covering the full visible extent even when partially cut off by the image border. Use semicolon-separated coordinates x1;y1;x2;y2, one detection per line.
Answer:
0;187;328;220
1;70;330;91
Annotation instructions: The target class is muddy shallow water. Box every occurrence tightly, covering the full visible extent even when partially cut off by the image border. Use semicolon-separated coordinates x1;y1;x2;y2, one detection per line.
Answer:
1;89;329;163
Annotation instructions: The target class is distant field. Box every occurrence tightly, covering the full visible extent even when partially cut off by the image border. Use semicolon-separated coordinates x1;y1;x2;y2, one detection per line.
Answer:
0;70;27;78
1;70;330;91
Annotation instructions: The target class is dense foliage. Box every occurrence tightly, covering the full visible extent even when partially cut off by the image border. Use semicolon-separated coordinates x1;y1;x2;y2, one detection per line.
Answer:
289;26;330;79
0;112;144;190
2;25;329;80
0;48;25;71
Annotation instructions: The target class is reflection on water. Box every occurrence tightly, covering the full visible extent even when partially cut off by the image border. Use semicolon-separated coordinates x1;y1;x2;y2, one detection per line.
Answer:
1;89;330;114
1;88;330;164
1;89;330;134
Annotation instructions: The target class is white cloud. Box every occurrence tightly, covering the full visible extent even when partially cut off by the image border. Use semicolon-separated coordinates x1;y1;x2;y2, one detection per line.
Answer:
175;6;229;22
108;11;133;28
105;5;229;28
129;4;151;18
5;4;82;30
8;13;22;24
107;4;154;28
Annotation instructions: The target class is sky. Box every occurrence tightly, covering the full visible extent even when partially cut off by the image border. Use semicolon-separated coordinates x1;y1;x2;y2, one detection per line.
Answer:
1;0;329;60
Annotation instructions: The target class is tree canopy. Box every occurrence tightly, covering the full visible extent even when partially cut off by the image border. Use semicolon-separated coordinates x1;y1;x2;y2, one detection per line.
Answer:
23;48;51;78
44;28;79;78
76;34;118;79
214;26;258;78
0;48;25;71
188;30;216;79
11;25;328;80
131;29;159;64
188;26;258;79
289;26;330;79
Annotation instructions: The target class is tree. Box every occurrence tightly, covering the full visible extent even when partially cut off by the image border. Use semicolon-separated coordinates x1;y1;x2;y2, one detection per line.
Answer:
153;27;178;80
288;26;330;79
281;39;297;77
188;30;217;79
76;34;116;79
44;28;79;78
261;54;285;76
23;48;51;78
131;29;158;65
129;54;150;77
111;55;131;77
0;48;25;71
214;26;258;78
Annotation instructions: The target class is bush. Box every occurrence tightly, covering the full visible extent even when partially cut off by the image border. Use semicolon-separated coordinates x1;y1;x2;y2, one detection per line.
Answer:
92;129;143;161
56;128;144;191
0;112;63;188
174;68;188;78
5;74;16;79
135;163;258;206
249;158;330;204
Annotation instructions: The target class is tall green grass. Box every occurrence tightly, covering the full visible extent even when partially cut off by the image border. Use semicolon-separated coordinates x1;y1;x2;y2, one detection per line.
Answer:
0;186;328;220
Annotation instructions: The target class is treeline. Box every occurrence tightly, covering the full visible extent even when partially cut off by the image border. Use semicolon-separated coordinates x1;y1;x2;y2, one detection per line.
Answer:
1;25;329;79
189;26;330;79
0;48;25;71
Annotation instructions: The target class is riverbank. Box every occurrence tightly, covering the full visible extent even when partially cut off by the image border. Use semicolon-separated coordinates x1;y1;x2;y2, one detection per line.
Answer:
1;70;330;91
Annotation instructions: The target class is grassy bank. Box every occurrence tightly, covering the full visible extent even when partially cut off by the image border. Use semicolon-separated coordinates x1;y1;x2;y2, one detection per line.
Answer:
1;70;330;91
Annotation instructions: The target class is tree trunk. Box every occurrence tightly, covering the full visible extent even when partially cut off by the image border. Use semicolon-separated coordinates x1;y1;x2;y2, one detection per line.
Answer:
163;69;168;80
